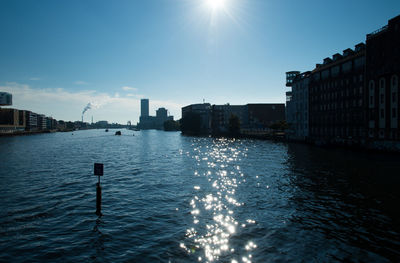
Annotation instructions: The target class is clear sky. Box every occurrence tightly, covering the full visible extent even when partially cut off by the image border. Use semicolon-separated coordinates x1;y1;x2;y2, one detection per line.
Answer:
1;0;399;123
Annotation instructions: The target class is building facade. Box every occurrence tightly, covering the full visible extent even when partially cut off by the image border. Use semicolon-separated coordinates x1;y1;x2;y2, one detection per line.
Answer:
182;103;212;134
211;104;248;134
286;14;400;150
0;92;12;106
182;103;285;135
138;99;174;130
141;99;149;117
247;104;285;129
0;108;26;133
286;71;310;140
366;15;400;143
308;43;366;144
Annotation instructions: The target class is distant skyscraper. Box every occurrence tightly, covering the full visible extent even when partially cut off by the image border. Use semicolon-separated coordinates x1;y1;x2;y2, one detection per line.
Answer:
141;99;149;117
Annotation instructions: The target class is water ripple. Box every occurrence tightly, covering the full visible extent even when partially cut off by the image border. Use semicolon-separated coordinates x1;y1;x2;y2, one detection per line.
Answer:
0;130;399;262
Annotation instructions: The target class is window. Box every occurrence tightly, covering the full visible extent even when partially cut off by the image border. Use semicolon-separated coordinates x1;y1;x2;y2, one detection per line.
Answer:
332;66;340;77
380;78;386;89
381;109;385;118
342;61;352;73
392;75;398;87
369;80;375;91
322;70;330;79
381;94;385;104
393;108;397;118
393;92;397;103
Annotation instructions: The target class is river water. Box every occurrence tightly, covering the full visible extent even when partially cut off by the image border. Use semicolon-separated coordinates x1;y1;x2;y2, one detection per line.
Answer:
0;129;399;262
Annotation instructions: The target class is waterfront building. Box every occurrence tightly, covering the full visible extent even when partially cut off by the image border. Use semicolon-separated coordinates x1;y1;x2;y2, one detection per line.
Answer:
37;114;47;130
25;111;38;131
285;14;400;151
96;120;109;128
141;99;149;117
366;15;400;143
211;104;248;134
46;117;57;130
0;92;12;106
285;71;300;131
182;103;285;135
181;103;212;134
138;99;174;130
285;71;310;140
247;104;285;129
308;43;366;144
0;108;26;133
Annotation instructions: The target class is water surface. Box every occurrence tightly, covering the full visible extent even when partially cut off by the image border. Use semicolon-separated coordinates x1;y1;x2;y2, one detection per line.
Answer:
0;129;399;262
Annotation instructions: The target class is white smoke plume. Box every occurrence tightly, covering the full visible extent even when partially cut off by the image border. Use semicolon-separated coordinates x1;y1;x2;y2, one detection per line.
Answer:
82;102;101;116
82;102;93;115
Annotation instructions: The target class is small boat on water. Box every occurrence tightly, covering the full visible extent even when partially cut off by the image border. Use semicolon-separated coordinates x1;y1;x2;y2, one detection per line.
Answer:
105;129;109;132
115;131;121;135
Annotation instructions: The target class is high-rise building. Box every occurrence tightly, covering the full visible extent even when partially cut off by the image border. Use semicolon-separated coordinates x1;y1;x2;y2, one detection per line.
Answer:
138;99;173;130
141;99;149;117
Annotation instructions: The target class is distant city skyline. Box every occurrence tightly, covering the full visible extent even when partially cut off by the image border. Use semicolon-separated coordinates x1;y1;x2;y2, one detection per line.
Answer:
1;0;400;123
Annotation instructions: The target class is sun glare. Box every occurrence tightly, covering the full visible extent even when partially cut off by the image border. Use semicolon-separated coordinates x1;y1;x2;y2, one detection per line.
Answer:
206;0;227;11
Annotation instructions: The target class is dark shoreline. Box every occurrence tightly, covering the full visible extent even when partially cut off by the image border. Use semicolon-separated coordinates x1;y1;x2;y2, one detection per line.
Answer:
0;129;74;137
182;132;400;154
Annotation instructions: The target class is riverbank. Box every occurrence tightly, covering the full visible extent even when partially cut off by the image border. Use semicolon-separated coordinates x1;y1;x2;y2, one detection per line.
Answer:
0;129;60;137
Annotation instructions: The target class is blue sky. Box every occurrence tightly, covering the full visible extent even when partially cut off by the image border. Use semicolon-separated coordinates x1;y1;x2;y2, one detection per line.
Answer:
1;0;399;123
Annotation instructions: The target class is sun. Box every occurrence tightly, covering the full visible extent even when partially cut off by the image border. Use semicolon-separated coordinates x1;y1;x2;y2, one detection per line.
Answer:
206;0;227;11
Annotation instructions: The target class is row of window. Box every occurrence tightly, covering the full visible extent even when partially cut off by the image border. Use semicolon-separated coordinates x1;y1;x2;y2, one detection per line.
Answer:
311;99;364;111
313;58;365;81
311;75;364;92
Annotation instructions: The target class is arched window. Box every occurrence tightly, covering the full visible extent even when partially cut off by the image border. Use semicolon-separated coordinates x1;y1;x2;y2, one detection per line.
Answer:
379;77;386;89
369;80;375;91
369;80;375;108
392;75;398;88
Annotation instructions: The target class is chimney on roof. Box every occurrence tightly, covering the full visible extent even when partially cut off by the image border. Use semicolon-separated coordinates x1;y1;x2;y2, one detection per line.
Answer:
332;53;342;61
355;43;365;52
343;48;354;57
323;57;332;65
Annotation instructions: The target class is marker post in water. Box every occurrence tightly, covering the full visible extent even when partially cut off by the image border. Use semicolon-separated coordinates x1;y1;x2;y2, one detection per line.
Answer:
94;163;103;216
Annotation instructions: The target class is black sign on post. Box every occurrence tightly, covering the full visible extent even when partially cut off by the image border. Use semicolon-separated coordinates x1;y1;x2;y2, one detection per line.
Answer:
94;163;104;176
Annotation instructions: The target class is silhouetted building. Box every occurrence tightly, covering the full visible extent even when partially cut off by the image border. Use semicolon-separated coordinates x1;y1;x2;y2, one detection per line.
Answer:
96;120;108;128
286;14;400;150
285;71;310;140
247;104;285;129
182;103;212;134
366;15;400;142
211;104;248;134
183;103;285;135
138;99;174;130
308;43;366;144
141;99;149;117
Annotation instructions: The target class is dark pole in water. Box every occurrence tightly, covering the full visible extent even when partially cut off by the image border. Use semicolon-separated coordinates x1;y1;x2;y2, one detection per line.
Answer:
94;163;104;216
96;181;102;216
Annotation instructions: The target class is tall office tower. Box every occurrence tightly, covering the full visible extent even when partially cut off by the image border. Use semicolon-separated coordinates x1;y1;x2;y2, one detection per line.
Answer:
141;99;149;117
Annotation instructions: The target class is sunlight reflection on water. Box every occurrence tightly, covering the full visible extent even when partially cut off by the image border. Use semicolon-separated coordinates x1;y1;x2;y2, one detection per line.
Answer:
182;138;255;262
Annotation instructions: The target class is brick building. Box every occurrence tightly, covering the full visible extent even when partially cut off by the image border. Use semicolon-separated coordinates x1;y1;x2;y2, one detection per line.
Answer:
366;15;400;141
308;43;366;144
